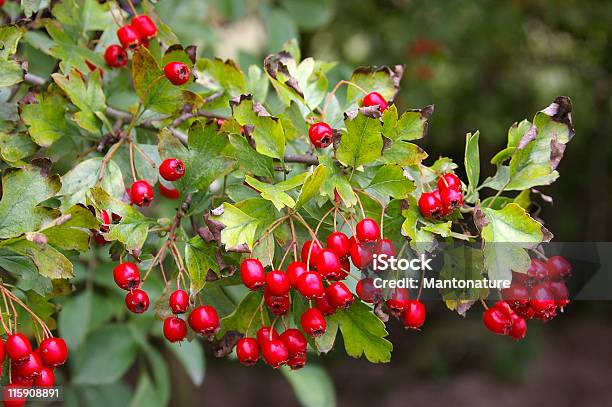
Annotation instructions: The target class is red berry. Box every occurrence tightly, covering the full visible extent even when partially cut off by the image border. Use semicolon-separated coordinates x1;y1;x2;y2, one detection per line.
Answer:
529;283;556;314
131;15;157;40
261;339;289;368
527;259;549;281
113;262;140;290
514;304;536;320
286;261;308;288
159;158;185;181
117;25;141;49
159;183;180;199
437;173;462;191
546;256;572;281
125;289;150;314
240;258;266;290
508;313;527;340
549;281;570;309
356;278;382;303
401;300;426;329
338;256;351;279
236;337;259;366
501;282;530;310
6;334;32;362
349;242;373;269
279;329;307;356
385;287;411;316
188;305;219;336
418;191;443;218
266;270;290;296
315;250;342;279
374;238;396;258
483;307;512;335
164;62;191;85
129;180;154;206
264;288;290;316
296;272;325;299
301;240;323;268
99;209;111;230
13;352;42;378
301;308;327;337
163;316;187;342
169;289;190;314
0;339;4;363
362;91;388;112
308;122;333;148
325;282;354;309
439;187;463;212
10;370;33;387
356;218;380;242
39;337;68;367
288;353;307;370
256;326;279;348
315;295;337;316
104;44;128;68
326;231;350;258
33;366;55;387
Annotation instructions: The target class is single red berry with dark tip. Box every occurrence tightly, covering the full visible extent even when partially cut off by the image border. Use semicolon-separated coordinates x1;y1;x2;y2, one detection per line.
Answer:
266;270;290;296
163;316;187;343
159;183;180;199
401;300;426;329
438;173;462;191
6;334;32;362
286;261;308;288
240;258;266;290
527;259;550;281
483;307;512;335
264;288;290;315
315;249;342;279
349;242;373;269
326;282;354;309
39;337;68;367
549;281;570;309
356;218;380;243
13;352;43;378
439;187;463;212
296;272;325;299
418;191;443;218
125;289;150;314
129;180;154;207
374;238;396;258
113;262;141;290
104;44;128;68
159;158;185;181
546;256;572;281
508;313;527;340
117;25;141;49
385;287;411;316
236;337;259;366
256;326;279;348
280;329;307;356
188;305;219;336
33;366;55;387
315;295;337;316
362;91;388;112
169;289;190;314
301;308;327;337
308;122;333;148
529;283;556;314
356;278;382;304
164;62;191;85
501;281;530;309
326;231;351;259
261;339;289;368
301;240;324;268
288;353;307;370
131;15;157;40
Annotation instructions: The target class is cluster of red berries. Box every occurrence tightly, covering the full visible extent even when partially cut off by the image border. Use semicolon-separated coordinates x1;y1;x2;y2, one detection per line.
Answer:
418;173;463;218
162;289;220;343
483;256;571;340
307;91;388;149
105;15;157;68
1;333;68;390
128;157;185;207
113;262;150;313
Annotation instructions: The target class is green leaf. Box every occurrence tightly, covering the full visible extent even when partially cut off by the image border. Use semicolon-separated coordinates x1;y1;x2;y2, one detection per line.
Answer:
336;111;384;169
2;239;73;279
296;164;328;209
0;132;37;164
45;22;103;74
379;141;427;166
246;65;269;102
21;92;69;147
382;104;432;141
212;202;259;250
0;60;24;87
400;200;436;253
158;123;236;193
195;58;246;98
0;249;52;296
319;155;357;207
439;246;488;315
464;131;480;202
185;236;219;295
217;291;265;338
165;339;205;386
52;0;114;36
0;164;61;239
330;301;392;363
59;157;125;210
281;364;337;407
366;164;414;201
73;324;139;385
226;134;274;178
42;205;97;252
478;203;552;281
129;373;158;407
0;25;25;60
346;65;403;106
21;0;45;18
245;173;307;211
59;290;93;350
230;95;286;160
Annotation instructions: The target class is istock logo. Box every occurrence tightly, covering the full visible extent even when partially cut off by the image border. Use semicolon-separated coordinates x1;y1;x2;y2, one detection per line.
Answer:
372;254;433;272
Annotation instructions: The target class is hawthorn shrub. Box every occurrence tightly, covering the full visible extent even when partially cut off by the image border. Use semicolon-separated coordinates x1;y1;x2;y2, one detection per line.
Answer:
0;0;575;405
